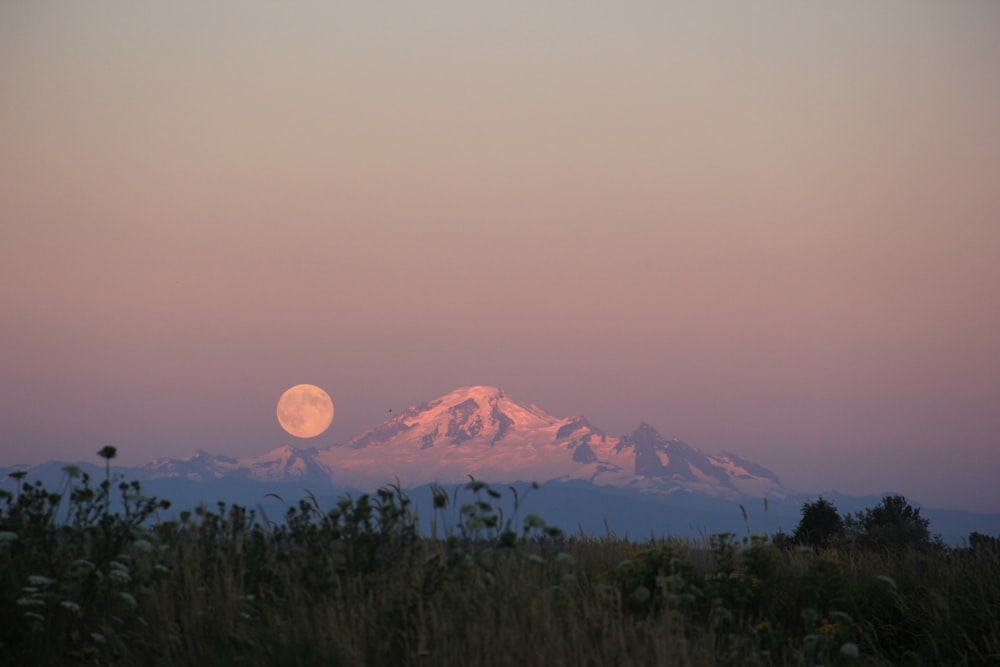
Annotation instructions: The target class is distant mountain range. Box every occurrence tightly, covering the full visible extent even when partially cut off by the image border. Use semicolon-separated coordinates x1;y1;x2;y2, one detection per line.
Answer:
140;385;786;500
3;386;998;543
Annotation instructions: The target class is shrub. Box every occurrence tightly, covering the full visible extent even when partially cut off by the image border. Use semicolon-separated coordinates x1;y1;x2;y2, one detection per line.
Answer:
845;495;931;552
792;497;844;548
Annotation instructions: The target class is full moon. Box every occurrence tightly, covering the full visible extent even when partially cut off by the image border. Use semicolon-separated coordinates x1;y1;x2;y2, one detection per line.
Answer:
276;384;334;438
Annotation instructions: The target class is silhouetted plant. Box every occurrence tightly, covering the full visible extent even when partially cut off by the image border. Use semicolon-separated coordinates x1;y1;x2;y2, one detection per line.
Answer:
968;531;1000;553
97;445;117;516
845;494;931;552
3;453;999;666
793;497;844;548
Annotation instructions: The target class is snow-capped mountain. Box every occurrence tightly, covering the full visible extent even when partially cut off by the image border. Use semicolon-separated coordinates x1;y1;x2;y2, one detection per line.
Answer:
316;385;633;488
142;445;333;486
315;386;784;499
135;385;784;500
620;422;785;498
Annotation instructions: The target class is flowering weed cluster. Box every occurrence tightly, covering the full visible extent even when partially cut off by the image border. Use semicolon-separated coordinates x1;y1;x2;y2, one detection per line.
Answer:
2;459;998;666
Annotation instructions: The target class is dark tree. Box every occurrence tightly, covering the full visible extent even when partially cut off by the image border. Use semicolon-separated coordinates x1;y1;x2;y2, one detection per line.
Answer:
792;497;844;548
968;531;1000;553
846;495;931;551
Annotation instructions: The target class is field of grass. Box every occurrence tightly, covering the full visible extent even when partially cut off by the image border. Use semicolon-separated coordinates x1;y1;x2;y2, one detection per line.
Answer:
2;467;998;666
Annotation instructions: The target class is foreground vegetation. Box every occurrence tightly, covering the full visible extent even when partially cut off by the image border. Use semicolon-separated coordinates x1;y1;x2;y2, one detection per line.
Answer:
2;454;998;666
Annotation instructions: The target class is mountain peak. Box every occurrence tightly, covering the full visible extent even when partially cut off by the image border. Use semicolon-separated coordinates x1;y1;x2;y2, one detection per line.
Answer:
442;385;505;401
340;384;555;451
137;385;785;501
629;422;665;443
317;385;626;486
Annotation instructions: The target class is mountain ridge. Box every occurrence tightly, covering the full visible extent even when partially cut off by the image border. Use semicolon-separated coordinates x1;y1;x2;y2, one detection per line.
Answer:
133;385;786;500
4;385;997;544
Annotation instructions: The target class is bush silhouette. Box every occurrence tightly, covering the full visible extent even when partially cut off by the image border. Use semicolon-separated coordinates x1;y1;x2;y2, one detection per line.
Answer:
846;495;931;551
792;497;844;548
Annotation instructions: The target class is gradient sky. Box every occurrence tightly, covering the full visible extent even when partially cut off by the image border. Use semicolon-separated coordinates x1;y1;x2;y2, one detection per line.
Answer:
2;2;999;512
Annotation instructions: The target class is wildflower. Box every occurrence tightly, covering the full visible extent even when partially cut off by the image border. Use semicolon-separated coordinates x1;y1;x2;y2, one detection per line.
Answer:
70;560;96;579
555;552;575;566
27;575;55;587
133;539;153;553
819;621;840;637
109;569;131;584
17;597;45;607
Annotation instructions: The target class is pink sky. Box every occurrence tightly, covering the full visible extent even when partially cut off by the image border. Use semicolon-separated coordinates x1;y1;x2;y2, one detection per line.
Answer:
2;2;999;512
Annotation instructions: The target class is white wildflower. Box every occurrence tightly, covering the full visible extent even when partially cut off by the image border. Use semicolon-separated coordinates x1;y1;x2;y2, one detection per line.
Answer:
28;575;55;587
108;569;131;584
17;597;45;607
840;642;860;657
60;600;81;614
70;560;95;576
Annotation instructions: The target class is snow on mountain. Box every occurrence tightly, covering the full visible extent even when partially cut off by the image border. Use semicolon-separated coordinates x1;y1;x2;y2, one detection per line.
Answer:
141;445;332;485
138;385;785;500
317;386;629;487
143;450;242;481
617;423;785;498
315;386;784;499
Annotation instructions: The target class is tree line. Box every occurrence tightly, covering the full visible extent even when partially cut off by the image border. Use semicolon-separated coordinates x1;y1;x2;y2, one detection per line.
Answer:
780;494;1000;552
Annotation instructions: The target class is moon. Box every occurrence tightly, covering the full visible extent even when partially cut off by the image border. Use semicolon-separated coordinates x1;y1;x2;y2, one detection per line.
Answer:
276;384;334;438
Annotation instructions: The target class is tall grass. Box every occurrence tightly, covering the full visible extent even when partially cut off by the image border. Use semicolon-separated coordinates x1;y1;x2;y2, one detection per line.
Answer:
1;466;998;666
